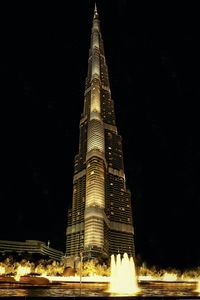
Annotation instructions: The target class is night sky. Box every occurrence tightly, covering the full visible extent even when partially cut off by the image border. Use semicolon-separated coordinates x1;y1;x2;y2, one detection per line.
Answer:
1;1;200;269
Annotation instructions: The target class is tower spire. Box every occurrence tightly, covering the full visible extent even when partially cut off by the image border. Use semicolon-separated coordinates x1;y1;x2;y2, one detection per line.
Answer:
94;3;98;19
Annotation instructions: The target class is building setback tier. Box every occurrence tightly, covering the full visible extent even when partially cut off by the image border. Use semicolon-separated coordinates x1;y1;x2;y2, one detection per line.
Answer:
66;4;135;262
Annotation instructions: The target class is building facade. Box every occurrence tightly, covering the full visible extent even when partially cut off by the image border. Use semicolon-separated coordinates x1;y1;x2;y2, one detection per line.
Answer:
66;5;135;261
0;240;63;261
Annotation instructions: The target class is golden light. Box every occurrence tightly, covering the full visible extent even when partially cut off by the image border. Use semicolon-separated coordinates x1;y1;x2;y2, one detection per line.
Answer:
42;274;110;283
108;253;140;295
14;266;31;282
196;281;200;293
0;266;5;275
162;272;178;281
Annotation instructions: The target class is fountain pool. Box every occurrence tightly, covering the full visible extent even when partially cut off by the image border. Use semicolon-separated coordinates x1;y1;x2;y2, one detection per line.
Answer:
0;281;199;298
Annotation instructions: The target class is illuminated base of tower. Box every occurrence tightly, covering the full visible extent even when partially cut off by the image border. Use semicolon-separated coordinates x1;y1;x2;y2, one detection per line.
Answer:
83;245;109;262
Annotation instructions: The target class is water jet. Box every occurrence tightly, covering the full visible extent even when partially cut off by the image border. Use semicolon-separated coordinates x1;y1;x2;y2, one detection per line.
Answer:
108;253;140;295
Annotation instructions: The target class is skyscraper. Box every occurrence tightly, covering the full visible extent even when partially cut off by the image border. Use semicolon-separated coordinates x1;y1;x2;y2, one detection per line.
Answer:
66;4;134;261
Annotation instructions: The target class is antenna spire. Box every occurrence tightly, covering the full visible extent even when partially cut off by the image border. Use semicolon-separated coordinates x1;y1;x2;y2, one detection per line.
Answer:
94;3;98;19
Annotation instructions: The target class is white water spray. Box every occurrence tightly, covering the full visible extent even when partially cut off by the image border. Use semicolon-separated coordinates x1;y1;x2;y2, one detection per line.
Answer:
109;253;140;295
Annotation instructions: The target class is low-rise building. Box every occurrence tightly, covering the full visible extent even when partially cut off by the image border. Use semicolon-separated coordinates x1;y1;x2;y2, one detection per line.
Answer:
0;240;63;261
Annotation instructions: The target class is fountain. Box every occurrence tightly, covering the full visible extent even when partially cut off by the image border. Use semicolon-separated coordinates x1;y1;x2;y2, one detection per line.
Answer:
14;266;31;282
196;281;200;293
108;252;140;295
0;254;199;297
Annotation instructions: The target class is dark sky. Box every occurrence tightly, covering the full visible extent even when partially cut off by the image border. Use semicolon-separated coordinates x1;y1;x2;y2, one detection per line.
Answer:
1;1;200;269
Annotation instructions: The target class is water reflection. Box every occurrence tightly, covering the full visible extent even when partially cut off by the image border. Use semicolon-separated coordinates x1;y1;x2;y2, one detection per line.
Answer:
0;282;198;297
0;288;29;297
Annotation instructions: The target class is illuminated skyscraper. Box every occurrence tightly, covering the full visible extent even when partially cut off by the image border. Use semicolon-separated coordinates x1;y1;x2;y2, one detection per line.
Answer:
66;4;134;261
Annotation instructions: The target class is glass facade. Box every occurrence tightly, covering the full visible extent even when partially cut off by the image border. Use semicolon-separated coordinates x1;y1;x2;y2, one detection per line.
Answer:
66;5;135;261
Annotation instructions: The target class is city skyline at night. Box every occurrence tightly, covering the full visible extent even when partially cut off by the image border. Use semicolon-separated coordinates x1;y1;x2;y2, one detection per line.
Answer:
1;1;199;269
